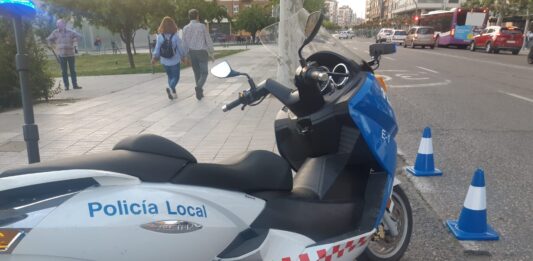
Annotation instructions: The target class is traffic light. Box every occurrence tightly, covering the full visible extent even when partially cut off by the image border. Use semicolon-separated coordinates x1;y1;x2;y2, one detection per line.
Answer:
414;16;419;22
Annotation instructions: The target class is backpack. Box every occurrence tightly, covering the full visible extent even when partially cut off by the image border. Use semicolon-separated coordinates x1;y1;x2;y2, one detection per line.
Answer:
159;34;175;59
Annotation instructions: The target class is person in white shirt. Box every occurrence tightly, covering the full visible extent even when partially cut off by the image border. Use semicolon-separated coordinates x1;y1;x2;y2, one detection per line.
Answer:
183;9;214;100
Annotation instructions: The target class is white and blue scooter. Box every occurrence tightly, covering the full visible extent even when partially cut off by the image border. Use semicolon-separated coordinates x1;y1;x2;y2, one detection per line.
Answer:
0;10;411;261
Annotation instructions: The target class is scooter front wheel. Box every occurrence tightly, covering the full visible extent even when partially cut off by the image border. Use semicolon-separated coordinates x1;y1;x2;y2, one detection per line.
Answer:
358;186;412;261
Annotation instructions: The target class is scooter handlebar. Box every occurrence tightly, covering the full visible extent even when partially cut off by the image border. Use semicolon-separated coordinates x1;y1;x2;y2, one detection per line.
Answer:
222;96;244;112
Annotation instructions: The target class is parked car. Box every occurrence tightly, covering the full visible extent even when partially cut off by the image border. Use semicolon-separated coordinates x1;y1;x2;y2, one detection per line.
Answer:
469;26;523;55
387;30;407;45
404;26;436;49
338;31;354;40
376;28;394;43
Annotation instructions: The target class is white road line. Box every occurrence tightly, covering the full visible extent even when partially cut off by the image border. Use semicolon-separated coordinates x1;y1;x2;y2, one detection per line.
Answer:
383;56;396;61
379;69;407;72
417;66;439;74
411;49;533;72
499;91;533;104
352;47;358;50
390;80;452;88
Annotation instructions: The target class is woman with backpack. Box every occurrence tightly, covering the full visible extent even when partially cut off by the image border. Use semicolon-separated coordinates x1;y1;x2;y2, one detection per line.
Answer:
152;16;187;100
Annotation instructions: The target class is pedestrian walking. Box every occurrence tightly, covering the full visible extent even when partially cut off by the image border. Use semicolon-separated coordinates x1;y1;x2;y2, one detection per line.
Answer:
527;29;533;48
47;19;82;90
94;36;102;53
151;16;187;100
111;41;120;54
183;9;215;100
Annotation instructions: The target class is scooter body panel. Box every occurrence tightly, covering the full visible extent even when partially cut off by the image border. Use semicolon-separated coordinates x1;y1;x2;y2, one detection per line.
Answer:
348;72;398;227
8;171;265;261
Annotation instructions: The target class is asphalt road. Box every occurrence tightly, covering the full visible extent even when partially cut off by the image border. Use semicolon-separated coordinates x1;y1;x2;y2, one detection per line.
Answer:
344;38;533;260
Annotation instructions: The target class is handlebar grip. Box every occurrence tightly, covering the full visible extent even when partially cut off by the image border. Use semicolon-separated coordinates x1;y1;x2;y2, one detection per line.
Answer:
222;97;243;112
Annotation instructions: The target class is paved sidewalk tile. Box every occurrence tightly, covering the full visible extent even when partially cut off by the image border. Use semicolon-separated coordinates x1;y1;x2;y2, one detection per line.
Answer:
0;46;281;172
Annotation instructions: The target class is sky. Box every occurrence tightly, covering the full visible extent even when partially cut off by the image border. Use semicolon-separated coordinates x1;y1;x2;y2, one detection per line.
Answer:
336;0;366;19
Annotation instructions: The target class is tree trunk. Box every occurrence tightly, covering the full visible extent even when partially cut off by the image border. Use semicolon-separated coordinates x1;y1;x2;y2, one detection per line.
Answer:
132;31;137;55
120;31;136;68
277;0;304;86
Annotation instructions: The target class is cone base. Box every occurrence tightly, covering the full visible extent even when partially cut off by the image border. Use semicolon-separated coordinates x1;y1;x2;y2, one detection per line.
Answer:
446;220;499;241
406;166;442;176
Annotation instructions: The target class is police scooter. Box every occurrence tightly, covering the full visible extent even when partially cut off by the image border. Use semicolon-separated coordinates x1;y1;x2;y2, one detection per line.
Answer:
0;10;411;261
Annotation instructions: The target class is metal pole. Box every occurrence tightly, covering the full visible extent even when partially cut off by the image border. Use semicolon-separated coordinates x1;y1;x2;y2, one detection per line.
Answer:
12;15;40;163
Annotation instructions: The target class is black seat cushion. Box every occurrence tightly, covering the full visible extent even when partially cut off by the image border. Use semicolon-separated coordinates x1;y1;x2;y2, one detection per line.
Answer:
113;134;196;163
172;150;293;193
0;150;188;182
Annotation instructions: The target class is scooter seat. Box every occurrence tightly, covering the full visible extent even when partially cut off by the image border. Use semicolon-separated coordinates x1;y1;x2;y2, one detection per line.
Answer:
172;150;293;193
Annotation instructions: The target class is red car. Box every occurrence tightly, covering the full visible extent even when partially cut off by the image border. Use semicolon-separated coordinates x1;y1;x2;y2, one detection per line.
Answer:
470;26;523;55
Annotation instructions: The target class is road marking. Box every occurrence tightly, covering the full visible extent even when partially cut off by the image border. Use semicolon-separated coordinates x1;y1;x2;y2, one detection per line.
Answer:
416;66;439;74
383;56;396;61
352;47;358;50
379;69;407;72
389;80;451;88
500;91;533;104
409;49;533;72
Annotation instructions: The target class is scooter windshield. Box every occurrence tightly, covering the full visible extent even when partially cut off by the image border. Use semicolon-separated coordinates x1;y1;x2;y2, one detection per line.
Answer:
259;8;365;72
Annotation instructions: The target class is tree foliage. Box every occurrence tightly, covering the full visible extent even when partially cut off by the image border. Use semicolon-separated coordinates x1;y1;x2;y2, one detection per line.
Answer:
303;0;325;13
462;0;533;25
235;4;275;42
44;0;173;68
0;18;55;110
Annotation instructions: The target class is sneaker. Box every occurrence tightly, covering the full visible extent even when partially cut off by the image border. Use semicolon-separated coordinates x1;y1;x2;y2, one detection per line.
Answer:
65;87;70;91
73;86;82;89
195;87;204;100
166;88;174;100
173;93;178;99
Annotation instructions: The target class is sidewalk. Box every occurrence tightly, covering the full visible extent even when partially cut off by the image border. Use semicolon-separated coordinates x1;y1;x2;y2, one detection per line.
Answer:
0;46;279;172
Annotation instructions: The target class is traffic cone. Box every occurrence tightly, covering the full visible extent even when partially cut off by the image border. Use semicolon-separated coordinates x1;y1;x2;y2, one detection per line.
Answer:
446;169;499;240
406;127;442;176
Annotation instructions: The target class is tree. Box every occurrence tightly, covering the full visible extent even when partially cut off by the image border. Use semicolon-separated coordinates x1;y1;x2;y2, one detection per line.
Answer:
235;4;275;42
323;19;340;31
45;0;169;68
303;0;325;13
0;18;54;110
462;0;533;26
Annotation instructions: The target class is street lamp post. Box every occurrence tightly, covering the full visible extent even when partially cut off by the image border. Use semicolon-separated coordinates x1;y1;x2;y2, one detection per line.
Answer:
0;0;40;164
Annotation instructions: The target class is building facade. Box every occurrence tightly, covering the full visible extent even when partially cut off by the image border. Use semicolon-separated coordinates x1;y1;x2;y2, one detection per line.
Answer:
367;0;467;21
338;5;355;28
324;0;338;24
392;0;465;16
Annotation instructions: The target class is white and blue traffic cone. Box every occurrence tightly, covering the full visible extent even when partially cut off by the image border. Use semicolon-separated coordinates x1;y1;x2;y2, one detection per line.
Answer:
406;127;442;176
446;169;499;240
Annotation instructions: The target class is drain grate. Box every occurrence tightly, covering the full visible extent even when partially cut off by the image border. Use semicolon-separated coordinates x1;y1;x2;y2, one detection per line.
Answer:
0;141;26;152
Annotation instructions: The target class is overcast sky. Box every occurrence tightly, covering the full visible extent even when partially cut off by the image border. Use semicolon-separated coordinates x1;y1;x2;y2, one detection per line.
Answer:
335;0;366;19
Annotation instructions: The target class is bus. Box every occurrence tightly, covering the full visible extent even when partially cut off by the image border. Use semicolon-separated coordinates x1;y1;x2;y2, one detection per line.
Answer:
419;8;489;48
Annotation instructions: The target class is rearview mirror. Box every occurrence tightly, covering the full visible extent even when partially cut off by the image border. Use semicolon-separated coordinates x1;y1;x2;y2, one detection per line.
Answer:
369;43;396;57
304;11;322;38
211;61;238;78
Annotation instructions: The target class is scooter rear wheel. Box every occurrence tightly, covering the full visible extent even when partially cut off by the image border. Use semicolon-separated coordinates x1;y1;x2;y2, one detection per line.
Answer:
358;186;412;261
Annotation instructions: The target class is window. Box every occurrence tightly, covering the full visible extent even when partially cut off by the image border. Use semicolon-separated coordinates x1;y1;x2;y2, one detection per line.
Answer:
394;31;407;35
233;4;239;14
408;28;416;35
417;28;434;34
